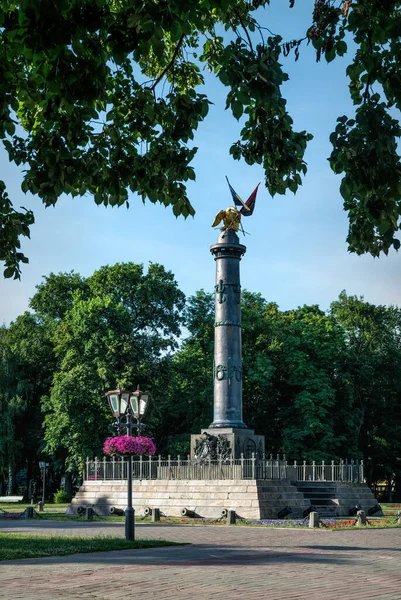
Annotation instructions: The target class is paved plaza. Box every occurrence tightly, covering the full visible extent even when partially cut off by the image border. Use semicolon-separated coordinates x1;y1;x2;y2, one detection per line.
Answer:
0;520;400;599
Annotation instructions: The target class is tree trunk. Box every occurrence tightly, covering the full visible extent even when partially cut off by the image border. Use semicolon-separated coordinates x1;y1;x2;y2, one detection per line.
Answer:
22;458;33;502
7;464;17;495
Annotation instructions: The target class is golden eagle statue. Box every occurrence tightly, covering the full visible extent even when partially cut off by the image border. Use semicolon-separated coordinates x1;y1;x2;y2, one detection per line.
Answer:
211;206;242;232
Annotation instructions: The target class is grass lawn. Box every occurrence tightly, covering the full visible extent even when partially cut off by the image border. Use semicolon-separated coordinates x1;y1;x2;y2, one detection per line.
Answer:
0;533;182;561
0;503;68;514
381;503;401;515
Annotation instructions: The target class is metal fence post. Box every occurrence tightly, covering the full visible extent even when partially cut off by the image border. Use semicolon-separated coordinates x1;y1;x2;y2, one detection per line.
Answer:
94;456;98;481
85;457;89;481
322;460;325;482
139;454;143;480
158;454;162;480
240;453;244;479
360;459;364;482
112;456;115;480
331;460;334;481
303;460;306;481
103;456;106;481
251;453;255;479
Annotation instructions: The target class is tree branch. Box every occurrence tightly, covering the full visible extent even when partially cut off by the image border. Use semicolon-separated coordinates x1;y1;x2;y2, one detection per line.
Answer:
150;34;185;91
236;14;253;51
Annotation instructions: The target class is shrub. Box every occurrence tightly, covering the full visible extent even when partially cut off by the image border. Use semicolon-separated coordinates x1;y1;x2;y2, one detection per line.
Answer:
53;488;69;504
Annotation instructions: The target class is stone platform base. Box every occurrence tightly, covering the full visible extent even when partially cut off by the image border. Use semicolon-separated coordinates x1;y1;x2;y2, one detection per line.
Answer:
191;428;265;460
67;478;310;520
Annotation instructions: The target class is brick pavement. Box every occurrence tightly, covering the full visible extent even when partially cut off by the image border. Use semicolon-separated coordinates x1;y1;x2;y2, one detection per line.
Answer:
0;520;400;600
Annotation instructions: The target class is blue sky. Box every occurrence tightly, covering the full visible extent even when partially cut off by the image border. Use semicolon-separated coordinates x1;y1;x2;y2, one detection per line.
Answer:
1;0;400;326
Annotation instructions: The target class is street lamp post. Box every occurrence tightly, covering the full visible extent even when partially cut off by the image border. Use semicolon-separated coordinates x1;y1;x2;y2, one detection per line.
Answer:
105;386;150;541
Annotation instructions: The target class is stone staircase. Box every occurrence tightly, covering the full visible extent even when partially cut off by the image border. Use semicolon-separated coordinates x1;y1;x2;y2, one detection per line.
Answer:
296;482;378;517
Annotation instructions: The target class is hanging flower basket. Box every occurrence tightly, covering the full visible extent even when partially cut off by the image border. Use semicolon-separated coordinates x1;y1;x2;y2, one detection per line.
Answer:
103;436;156;457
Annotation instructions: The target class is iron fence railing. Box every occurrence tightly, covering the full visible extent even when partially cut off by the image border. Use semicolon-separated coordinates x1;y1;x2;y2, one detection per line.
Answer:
84;455;364;483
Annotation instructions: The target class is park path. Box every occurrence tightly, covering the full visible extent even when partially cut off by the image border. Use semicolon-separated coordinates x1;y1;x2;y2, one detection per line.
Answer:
0;520;400;599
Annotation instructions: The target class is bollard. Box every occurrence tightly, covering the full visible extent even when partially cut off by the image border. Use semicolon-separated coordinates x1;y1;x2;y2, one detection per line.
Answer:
143;507;152;517
181;508;196;518
309;511;319;528
85;507;93;521
152;508;160;522
221;508;228;518
397;510;401;525
25;506;34;519
226;509;236;525
38;501;44;512
357;510;366;526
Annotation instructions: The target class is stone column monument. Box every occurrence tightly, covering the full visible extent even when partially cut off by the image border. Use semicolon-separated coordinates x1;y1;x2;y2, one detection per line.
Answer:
191;213;265;460
210;228;247;429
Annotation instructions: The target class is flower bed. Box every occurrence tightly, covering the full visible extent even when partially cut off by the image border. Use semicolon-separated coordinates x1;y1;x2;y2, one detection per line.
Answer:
253;517;399;528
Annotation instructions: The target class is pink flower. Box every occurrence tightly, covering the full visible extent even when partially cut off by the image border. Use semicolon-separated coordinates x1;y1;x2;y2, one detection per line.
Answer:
103;436;157;456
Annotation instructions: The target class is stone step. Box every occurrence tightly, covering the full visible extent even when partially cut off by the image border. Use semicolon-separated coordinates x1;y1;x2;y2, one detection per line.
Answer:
257;493;307;501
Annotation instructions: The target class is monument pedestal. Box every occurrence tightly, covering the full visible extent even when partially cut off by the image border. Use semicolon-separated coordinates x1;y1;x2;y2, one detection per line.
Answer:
191;428;265;460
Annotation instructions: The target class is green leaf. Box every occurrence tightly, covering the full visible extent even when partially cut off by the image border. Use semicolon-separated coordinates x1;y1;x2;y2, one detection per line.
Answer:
237;90;250;105
5;122;15;136
340;180;352;201
336;41;347;57
232;100;243;120
325;48;336;63
219;70;230;86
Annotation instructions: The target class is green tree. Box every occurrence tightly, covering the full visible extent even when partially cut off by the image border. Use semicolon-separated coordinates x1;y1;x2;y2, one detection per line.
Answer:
240;295;358;460
156;290;215;455
2;0;401;278
30;271;89;320
0;314;55;498
0;326;20;495
331;291;401;488
42;262;185;469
